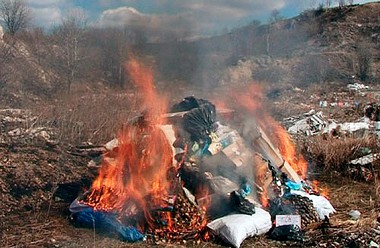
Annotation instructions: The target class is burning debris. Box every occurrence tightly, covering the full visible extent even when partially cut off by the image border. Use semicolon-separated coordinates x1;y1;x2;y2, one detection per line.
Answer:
69;97;335;246
69;58;335;247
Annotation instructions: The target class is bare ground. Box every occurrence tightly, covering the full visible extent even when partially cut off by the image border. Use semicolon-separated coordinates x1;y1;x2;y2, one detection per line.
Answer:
1;84;380;247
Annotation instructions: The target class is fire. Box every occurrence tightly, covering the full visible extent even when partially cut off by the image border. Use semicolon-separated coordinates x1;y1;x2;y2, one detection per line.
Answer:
84;57;174;229
221;82;313;207
312;180;329;199
234;84;264;112
227;83;308;179
261;187;269;208
274;125;308;179
126;56;168;118
82;57;209;241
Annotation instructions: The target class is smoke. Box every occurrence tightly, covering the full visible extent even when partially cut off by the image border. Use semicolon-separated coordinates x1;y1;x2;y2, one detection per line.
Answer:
94;0;299;42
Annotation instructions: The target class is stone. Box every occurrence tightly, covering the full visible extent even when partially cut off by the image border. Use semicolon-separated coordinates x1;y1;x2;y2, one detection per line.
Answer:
348;210;361;220
0;25;3;40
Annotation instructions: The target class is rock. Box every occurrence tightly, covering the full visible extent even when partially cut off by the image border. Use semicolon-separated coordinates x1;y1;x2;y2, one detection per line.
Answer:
105;138;118;151
369;241;379;248
348;210;361;220
0;25;3;40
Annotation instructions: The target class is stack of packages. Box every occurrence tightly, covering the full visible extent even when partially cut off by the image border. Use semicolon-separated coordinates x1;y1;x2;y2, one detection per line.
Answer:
166;96;272;247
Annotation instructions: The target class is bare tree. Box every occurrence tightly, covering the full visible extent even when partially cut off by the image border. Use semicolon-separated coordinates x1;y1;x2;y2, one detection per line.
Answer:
336;0;354;6
0;41;13;88
357;42;372;81
269;9;283;24
337;0;347;7
0;0;31;35
54;8;87;93
266;9;283;56
325;0;332;8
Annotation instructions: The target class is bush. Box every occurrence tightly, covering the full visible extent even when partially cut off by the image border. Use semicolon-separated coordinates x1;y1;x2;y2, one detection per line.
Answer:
252;65;287;83
356;42;372;81
32;91;138;145
294;55;342;86
302;134;378;180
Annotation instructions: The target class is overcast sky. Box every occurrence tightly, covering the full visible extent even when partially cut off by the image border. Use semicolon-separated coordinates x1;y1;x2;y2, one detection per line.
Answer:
29;0;379;35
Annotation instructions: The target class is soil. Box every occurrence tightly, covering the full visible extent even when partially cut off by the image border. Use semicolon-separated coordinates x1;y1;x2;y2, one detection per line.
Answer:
1;92;379;248
1;175;379;247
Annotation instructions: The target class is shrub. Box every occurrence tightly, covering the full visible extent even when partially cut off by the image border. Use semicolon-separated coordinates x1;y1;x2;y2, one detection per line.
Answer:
302;134;379;181
252;65;287;84
32;91;138;145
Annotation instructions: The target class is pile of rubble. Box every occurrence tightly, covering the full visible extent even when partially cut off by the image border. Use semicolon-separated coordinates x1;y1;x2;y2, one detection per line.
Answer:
0;109;57;147
283;109;371;137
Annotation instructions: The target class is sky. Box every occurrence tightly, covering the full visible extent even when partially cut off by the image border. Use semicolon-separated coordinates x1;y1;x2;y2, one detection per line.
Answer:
29;0;379;37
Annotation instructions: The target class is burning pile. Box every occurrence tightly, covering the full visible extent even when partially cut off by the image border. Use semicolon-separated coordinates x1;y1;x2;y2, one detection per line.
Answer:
69;58;335;247
77;118;210;243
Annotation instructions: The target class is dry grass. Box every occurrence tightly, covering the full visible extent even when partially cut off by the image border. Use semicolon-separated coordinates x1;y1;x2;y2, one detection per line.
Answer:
302;134;375;170
302;134;380;205
30;90;139;145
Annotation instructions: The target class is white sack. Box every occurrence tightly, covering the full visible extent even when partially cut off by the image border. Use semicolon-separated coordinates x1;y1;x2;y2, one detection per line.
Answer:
291;190;336;220
207;207;272;248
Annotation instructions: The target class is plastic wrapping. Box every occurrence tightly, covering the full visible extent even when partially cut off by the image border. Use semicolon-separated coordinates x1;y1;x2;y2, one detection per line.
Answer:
290;190;336;220
170;96;213;113
270;225;304;241
229;191;255;215
70;199;144;242
183;103;216;142
207;208;272;248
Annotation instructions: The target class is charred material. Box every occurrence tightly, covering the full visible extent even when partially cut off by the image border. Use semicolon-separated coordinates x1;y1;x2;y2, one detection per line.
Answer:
269;194;319;229
147;188;209;243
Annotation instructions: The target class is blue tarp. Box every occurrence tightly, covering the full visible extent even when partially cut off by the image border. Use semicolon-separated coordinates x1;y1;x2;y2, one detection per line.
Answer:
71;205;144;242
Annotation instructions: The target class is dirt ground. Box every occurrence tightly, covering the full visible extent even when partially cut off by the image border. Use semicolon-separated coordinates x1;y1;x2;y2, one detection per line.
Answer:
1;175;379;248
1;85;380;248
1;145;379;247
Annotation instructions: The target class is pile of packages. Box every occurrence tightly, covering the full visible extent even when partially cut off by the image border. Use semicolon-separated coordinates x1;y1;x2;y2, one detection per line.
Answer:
69;96;335;247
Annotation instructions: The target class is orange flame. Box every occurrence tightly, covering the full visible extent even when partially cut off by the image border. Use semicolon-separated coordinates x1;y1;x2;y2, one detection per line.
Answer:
228;83;308;179
234;84;264;112
274;125;308;179
85;57;174;230
261;188;269;208
126;56;168;119
312;180;329;199
84;57;210;238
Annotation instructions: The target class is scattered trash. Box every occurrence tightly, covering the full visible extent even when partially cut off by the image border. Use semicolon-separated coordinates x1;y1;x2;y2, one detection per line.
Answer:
326;121;370;135
286;111;327;136
285;109;370;136
369;240;379;248
269;224;304;241
347;83;369;91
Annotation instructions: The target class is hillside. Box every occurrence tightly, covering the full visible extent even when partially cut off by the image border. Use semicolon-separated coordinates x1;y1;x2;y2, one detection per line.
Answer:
1;3;380;247
0;3;379;107
145;2;379;88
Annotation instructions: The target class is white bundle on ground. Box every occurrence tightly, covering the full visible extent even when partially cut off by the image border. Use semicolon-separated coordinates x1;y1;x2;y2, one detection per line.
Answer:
207;207;272;248
291;190;336;219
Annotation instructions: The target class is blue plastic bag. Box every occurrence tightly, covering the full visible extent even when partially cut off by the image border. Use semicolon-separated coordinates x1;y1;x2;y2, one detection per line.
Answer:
72;207;144;242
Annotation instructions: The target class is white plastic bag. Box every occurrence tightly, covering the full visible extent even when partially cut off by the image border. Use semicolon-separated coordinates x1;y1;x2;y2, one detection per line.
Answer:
207;208;272;248
291;190;336;219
